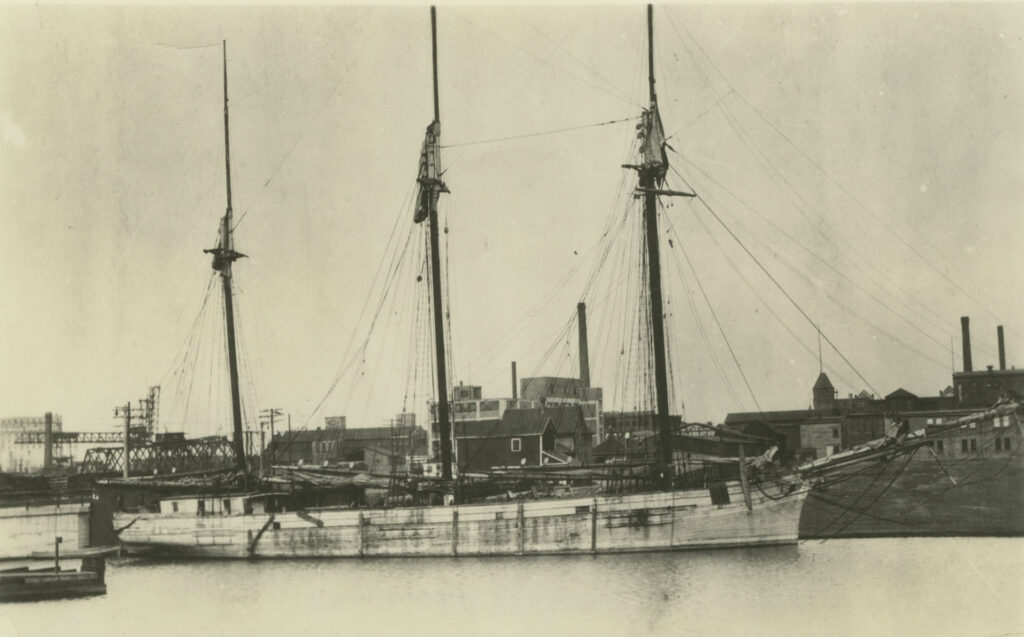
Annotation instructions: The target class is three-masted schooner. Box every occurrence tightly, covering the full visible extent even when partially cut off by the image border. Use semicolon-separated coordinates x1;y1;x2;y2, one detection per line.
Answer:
113;6;812;559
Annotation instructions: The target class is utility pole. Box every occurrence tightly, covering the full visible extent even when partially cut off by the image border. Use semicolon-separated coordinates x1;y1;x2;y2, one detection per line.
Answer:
112;389;158;478
259;408;282;470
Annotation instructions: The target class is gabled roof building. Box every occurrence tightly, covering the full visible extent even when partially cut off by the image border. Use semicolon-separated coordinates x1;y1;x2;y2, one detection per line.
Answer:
727;317;1024;462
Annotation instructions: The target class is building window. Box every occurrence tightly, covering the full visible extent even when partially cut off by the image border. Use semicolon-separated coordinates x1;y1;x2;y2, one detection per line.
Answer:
936;440;944;453
171;502;179;513
832;428;839;439
511;438;521;452
970;439;977;452
1004;438;1011;451
995;438;1003;452
479;400;499;413
961;439;968;453
223;498;232;515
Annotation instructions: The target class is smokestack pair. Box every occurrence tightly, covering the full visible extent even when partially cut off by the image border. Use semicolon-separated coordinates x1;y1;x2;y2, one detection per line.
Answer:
510;303;592;398
960;316;1006;372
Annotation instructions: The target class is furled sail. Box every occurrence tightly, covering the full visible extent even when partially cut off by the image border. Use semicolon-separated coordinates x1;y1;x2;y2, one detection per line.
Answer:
414;120;445;223
638;105;668;182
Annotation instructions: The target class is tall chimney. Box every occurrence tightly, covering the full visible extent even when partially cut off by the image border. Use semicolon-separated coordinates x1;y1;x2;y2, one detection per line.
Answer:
43;412;53;472
577;302;591;388
998;325;1006;370
511;361;518;400
961;316;973;373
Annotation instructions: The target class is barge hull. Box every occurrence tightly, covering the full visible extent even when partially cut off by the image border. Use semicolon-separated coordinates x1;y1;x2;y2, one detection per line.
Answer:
800;454;1024;538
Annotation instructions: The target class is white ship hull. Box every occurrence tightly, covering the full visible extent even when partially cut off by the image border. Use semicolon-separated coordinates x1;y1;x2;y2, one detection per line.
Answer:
114;481;808;559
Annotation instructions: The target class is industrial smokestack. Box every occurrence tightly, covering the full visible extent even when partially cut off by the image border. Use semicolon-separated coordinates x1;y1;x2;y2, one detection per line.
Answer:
577;302;591;388
961;316;973;373
998;325;1006;370
511;361;518;400
43;412;53;472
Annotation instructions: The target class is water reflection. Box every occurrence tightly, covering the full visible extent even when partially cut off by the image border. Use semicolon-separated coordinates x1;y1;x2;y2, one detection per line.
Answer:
4;539;1022;637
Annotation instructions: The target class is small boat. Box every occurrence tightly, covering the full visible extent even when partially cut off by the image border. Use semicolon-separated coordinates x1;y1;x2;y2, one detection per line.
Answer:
0;545;116;602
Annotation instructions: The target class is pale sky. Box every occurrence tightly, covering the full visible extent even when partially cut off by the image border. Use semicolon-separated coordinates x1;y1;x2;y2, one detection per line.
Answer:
1;3;1022;438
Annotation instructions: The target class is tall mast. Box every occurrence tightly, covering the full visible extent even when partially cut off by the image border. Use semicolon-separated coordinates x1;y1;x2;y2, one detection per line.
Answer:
640;5;674;483
648;4;656;104
425;7;453;481
206;41;247;471
432;6;441;124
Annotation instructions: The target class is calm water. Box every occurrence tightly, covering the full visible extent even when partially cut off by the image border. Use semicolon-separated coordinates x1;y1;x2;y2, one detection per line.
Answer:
2;538;1022;637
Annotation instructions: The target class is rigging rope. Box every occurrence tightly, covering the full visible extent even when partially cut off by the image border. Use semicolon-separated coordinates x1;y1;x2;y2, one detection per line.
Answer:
304;180;419;426
673;154;958;362
232;22;380;232
465;152;636;382
819;447;921;541
665;213;763;413
441;116;638;149
153;42;221;50
690;189;880;397
658;9;1004;369
663;7;1010;334
456;13;642;110
663;225;742;411
506;7;637;106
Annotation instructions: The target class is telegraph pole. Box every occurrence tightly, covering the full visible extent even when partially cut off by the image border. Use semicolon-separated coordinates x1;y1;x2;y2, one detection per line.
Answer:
112;391;161;477
259;408;282;470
